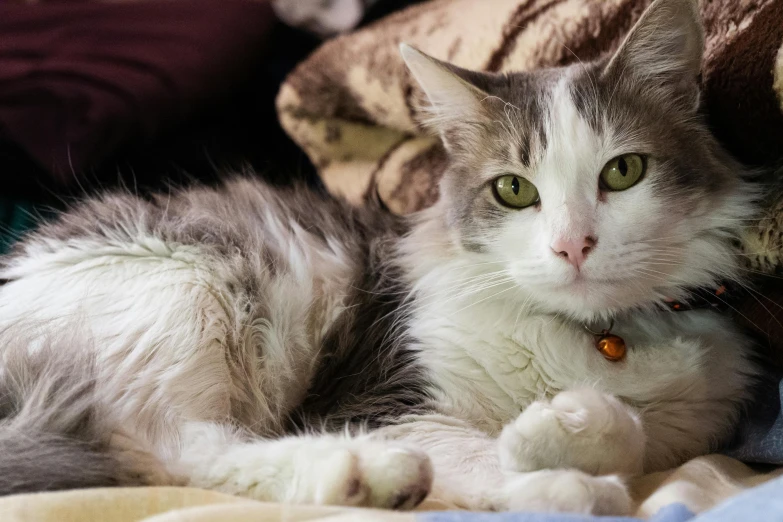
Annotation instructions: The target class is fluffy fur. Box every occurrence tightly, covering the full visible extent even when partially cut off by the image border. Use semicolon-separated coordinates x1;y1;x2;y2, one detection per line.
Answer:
0;0;760;515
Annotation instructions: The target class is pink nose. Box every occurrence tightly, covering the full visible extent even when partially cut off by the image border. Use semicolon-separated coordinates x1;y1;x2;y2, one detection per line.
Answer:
551;236;596;270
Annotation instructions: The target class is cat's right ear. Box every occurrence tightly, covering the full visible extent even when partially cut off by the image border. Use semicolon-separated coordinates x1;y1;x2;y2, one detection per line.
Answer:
400;44;493;147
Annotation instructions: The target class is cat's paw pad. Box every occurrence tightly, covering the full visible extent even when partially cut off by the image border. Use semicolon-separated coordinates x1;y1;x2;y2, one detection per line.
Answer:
503;469;632;515
359;445;433;509
306;444;432;510
498;389;644;475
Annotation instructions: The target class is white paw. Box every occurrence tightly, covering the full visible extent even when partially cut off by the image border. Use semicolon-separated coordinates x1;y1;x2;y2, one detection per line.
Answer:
498;389;645;475
503;469;632;515
297;441;433;510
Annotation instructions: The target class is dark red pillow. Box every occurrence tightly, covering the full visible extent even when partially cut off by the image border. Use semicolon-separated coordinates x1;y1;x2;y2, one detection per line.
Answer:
0;0;274;185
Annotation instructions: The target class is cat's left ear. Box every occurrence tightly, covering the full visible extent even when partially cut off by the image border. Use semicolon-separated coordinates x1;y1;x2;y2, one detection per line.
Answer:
400;44;495;146
603;0;704;111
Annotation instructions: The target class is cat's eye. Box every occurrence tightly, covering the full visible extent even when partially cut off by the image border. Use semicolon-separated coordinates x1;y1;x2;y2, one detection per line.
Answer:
599;154;645;191
493;175;539;209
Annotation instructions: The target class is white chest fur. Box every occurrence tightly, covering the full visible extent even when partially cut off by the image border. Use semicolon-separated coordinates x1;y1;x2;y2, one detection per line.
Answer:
408;295;751;436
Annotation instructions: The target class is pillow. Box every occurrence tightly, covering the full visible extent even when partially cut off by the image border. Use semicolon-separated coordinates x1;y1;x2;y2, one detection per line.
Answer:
0;0;275;187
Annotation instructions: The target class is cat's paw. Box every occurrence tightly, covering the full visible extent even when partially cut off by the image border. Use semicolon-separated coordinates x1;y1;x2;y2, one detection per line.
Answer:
298;442;433;510
498;389;645;475
502;469;632;515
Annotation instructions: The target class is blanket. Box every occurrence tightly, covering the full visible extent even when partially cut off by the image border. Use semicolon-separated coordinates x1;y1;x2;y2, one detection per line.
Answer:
0;455;780;522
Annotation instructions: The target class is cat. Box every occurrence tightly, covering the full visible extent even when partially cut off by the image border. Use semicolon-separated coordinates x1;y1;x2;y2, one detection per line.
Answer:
0;0;759;515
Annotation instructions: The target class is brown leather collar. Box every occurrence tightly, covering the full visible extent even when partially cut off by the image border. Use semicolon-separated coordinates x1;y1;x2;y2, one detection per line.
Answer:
662;283;737;312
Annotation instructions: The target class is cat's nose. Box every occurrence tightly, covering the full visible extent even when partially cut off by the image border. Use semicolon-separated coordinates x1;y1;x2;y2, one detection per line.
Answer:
551;236;596;270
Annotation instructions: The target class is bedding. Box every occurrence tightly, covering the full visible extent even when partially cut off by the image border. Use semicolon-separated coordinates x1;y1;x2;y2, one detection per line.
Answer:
0;455;781;521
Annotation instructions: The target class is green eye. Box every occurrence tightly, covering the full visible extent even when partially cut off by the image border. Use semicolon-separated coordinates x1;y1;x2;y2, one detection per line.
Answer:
493;175;539;208
600;154;645;191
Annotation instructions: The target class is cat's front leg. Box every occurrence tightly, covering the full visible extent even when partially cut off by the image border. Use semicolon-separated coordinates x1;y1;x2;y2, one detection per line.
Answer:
498;388;645;476
171;422;432;509
374;415;632;515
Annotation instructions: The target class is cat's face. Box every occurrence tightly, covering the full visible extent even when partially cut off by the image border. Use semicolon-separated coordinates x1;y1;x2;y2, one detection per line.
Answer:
403;0;755;321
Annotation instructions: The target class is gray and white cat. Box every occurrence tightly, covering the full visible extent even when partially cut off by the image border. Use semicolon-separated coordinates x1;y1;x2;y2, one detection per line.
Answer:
0;0;759;515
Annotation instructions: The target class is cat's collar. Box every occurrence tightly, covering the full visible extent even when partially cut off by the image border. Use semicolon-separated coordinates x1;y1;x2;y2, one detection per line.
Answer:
585;282;738;363
661;283;738;312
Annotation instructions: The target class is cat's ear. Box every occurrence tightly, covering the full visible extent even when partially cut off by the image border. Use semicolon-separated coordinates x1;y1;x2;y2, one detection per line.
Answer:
400;44;493;144
604;0;704;110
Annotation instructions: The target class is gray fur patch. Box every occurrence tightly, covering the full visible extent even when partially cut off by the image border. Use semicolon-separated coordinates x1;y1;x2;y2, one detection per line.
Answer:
290;238;431;431
421;64;559;253
0;335;148;495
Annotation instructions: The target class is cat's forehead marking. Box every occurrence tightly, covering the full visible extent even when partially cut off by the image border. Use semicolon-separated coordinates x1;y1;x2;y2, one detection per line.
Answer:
498;66;602;172
566;65;606;136
527;74;605;192
493;70;561;169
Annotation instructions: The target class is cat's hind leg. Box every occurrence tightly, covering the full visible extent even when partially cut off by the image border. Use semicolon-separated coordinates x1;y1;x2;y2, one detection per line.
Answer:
170;422;433;509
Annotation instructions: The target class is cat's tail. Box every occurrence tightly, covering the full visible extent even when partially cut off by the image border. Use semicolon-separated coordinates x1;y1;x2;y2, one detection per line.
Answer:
0;331;157;495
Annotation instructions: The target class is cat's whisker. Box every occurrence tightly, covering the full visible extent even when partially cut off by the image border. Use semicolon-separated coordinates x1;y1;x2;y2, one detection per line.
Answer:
644;254;783;280
411;271;512;299
439;278;517;305
451;285;517;315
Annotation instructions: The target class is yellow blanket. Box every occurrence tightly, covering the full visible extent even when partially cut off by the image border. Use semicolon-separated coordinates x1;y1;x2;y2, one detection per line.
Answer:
2;455;780;522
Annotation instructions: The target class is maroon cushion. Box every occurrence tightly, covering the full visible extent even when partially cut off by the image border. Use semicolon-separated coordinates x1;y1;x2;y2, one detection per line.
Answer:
0;0;274;185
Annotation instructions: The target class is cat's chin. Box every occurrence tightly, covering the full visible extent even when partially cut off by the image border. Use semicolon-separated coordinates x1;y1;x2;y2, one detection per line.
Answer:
531;278;653;322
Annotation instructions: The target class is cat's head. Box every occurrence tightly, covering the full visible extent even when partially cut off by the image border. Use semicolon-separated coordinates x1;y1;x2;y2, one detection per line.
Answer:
401;0;756;321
